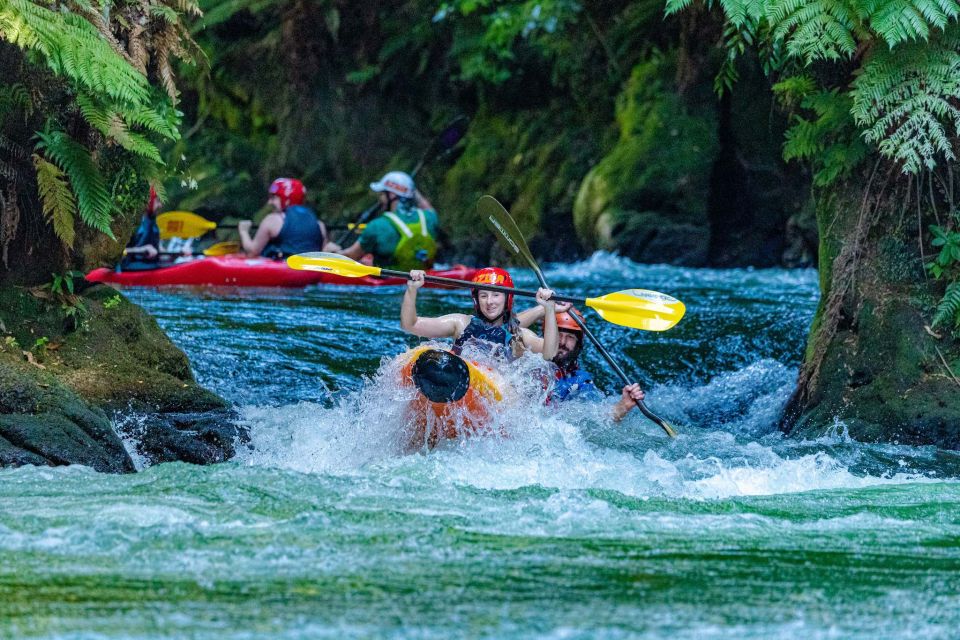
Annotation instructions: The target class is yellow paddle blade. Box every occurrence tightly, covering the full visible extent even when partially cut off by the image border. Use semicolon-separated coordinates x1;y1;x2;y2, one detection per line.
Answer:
286;252;383;278
156;211;217;239
585;289;686;331
203;241;240;256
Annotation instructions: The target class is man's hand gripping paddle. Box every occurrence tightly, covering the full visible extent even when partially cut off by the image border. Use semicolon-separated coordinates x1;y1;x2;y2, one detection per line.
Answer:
476;195;681;438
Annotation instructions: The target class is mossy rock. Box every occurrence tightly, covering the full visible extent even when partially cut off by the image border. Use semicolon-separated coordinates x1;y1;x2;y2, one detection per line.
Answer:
595;208;709;264
573;54;718;265
783;179;960;448
436;107;602;264
0;354;134;473
0;284;243;471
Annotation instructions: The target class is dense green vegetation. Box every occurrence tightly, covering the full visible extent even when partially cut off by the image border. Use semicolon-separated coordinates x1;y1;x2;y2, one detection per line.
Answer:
0;0;200;284
0;2;238;470
171;0;809;265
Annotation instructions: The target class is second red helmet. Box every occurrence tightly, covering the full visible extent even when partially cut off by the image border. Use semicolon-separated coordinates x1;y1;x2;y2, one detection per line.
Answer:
269;178;305;209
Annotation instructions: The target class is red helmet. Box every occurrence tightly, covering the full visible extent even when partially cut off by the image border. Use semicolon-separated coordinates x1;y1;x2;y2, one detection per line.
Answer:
556;307;584;332
471;267;514;319
268;178;305;209
147;185;160;216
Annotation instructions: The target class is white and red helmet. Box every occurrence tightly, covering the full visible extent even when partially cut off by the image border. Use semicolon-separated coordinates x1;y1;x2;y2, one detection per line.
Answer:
369;171;415;199
268;178;305;209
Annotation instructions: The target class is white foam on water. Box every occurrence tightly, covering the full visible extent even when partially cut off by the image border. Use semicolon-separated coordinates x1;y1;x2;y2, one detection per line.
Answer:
235;350;935;502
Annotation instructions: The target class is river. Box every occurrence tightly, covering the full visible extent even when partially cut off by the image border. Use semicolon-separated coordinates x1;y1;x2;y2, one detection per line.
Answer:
1;253;958;638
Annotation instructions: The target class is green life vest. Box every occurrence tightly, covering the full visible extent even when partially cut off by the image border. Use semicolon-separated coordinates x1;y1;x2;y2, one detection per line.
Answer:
383;209;437;270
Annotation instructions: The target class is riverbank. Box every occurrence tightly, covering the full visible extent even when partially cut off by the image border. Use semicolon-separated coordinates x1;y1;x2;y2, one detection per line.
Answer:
0;284;245;470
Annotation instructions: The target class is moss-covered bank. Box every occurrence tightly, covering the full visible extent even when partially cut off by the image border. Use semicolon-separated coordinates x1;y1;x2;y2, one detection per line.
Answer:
782;175;960;447
0;284;246;471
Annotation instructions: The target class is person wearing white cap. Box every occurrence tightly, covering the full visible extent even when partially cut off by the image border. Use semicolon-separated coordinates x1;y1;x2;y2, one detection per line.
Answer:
324;171;440;271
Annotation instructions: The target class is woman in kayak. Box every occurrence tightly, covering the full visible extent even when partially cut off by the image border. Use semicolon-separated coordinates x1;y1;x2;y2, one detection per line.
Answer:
401;266;566;362
121;186;163;270
238;178;327;259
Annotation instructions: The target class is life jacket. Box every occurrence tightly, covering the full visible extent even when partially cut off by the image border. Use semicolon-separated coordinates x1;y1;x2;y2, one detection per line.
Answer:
549;367;601;403
383;208;436;271
452;316;515;361
120;214;162;271
127;214;160;252
263;205;323;259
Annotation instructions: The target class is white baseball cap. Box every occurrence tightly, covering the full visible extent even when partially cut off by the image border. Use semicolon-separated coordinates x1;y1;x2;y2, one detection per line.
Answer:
370;171;415;198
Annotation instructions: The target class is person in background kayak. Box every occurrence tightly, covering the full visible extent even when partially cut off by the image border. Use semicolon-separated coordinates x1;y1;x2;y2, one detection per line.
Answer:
520;306;644;422
324;171;438;271
401;267;564;362
121;186;163;271
238;178;327;259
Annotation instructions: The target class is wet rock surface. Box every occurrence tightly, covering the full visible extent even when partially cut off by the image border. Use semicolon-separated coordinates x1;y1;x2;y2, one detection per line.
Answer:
0;284;248;472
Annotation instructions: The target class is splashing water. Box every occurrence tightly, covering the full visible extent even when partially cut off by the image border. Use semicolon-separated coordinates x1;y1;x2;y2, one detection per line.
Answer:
1;253;958;639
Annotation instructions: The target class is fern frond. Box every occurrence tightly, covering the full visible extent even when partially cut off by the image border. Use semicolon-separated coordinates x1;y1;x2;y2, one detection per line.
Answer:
0;1;152;106
867;0;960;47
75;94;166;161
851;30;960;172
768;0;859;63
933;280;960;327
35;130;114;238
32;153;77;247
122;104;181;139
0;82;33;119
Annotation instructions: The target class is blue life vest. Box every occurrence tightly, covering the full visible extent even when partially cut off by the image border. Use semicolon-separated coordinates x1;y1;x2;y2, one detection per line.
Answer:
551;367;602;403
127;214;160;251
121;214;162;271
452;317;515;361
263;205;323;259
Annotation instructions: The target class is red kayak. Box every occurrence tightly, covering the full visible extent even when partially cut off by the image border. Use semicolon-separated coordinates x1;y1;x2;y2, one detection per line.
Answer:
87;255;479;288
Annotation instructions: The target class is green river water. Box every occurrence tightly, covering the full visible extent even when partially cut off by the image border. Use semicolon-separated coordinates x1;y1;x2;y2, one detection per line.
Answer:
2;254;958;639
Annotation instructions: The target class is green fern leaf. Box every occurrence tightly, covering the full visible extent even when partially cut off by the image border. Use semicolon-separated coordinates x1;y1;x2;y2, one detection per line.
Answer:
35;130;114;239
933;280;960;327
867;0;960;47
32;153;77;247
851;29;960;173
0;1;152;107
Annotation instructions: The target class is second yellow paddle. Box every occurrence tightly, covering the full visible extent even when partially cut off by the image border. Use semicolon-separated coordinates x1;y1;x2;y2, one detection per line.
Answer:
287;252;685;332
156;211;216;240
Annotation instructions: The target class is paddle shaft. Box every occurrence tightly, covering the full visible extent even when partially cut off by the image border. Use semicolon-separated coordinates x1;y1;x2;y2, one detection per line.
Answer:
567;308;677;437
217;223;353;231
378;267;584;304
478;196;676;436
522;266;675;435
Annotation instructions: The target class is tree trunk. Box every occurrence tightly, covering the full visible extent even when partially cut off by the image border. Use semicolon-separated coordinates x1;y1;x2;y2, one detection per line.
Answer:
781;162;960;448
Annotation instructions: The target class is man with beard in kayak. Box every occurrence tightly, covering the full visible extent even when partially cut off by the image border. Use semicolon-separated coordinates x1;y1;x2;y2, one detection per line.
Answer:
521;306;645;422
238;178;327;259
121;186;163;270
324;171;438;271
401;267;564;363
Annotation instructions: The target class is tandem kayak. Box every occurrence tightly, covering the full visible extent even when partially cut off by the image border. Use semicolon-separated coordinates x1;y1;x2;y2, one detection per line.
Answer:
86;255;479;288
397;347;505;449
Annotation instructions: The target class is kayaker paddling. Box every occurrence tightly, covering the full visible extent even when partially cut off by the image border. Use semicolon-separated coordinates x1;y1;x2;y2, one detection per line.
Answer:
522;306;645;422
239;178;327;259
325;171;440;271
401;267;565;363
121;186;163;270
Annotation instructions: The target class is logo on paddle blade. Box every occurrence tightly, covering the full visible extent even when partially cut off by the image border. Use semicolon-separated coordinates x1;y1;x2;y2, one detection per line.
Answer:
488;216;520;254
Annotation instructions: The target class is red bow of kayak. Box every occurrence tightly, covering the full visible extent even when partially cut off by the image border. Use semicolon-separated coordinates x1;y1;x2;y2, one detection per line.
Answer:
86;256;478;288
